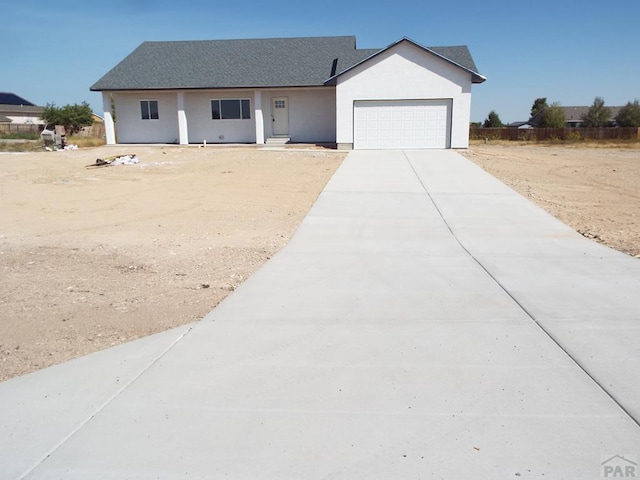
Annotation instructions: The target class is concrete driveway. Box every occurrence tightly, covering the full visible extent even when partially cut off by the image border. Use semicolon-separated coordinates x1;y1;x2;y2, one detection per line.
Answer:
2;149;639;479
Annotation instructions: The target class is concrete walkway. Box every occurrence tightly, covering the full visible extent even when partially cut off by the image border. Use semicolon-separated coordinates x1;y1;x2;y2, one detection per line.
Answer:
2;150;639;479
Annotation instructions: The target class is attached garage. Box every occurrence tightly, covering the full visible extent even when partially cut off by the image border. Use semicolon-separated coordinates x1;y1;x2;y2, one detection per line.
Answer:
332;38;485;150
353;99;452;149
92;36;484;148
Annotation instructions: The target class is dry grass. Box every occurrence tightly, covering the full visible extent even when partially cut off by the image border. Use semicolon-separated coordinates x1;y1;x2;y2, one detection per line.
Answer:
469;139;640;149
66;136;107;148
0;140;44;152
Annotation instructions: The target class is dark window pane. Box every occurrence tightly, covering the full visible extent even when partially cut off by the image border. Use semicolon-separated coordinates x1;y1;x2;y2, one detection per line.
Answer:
221;99;240;119
149;101;159;119
141;101;150;120
211;100;220;119
241;99;251;119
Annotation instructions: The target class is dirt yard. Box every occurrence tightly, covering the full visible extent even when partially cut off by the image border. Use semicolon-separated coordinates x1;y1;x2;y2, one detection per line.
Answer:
0;146;344;381
1;143;639;382
462;143;640;258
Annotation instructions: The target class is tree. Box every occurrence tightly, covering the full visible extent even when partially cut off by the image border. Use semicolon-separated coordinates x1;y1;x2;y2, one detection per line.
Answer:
530;97;548;118
483;110;504;128
539;102;566;128
41;102;94;135
581;96;610;127
615;100;640;127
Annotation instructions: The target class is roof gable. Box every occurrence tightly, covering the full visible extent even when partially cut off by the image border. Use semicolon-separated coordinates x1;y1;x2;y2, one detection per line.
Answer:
91;36;484;91
324;37;486;85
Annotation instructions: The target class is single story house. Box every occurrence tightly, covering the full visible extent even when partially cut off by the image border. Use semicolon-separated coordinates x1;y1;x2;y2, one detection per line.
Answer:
512;106;625;129
561;106;622;128
0;93;45;126
90;36;485;149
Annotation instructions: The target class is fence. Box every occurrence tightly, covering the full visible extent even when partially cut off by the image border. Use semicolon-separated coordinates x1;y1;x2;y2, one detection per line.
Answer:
0;123;105;138
0;124;43;135
76;123;105;138
470;127;640;142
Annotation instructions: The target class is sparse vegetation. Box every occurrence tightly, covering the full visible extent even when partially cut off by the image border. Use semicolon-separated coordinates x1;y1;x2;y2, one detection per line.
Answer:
0;140;44;152
538;102;566;128
483;110;504;127
0;132;40;140
615;100;640;127
581;96;611;127
530;97;548;118
65;136;106;148
41;101;94;134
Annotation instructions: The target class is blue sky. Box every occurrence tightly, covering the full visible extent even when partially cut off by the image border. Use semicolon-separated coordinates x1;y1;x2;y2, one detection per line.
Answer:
4;0;639;124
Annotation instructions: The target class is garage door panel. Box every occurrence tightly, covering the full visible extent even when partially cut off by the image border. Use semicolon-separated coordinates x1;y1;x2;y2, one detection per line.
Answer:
354;100;451;150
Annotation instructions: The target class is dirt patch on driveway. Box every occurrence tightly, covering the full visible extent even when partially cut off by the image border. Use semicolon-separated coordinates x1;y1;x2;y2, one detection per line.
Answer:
462;143;640;258
0;146;344;381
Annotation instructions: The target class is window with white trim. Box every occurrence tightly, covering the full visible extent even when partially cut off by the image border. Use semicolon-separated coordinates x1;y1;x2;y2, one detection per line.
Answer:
140;100;159;120
211;99;251;120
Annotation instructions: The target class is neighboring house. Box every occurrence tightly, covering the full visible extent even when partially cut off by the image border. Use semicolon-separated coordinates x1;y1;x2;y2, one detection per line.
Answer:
90;36;485;149
0;92;45;126
561;106;622;127
512;106;625;128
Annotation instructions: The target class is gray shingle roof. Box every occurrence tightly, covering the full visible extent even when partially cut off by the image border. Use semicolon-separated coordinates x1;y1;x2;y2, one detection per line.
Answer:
561;106;622;122
528;105;624;126
91;36;484;91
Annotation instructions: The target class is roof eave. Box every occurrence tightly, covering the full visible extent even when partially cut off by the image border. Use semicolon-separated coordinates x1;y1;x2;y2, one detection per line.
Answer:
472;73;487;84
91;83;332;92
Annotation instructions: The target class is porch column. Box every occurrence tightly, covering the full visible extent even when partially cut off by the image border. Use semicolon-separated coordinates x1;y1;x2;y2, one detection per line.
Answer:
101;92;116;145
177;91;189;145
254;90;264;145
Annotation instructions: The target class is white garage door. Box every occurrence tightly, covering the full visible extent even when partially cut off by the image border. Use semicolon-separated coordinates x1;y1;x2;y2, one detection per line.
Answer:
354;100;452;149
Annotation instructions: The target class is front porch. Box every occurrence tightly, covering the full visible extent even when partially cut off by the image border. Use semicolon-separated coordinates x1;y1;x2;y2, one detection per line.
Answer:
102;87;336;145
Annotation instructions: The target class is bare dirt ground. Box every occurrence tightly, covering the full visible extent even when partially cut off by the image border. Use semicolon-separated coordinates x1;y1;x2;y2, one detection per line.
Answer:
0;146;344;381
462;142;640;258
2;143;639;382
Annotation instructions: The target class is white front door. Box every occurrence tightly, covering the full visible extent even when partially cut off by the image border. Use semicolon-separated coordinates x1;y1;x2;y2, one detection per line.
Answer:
271;97;289;136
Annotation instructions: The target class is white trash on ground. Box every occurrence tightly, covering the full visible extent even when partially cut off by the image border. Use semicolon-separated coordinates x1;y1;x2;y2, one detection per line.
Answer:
110;155;139;165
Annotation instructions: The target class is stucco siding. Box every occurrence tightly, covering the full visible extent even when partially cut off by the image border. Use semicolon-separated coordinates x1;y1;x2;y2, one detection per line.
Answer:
114;92;179;144
184;91;256;144
336;42;473;148
262;88;336;143
113;88;335;144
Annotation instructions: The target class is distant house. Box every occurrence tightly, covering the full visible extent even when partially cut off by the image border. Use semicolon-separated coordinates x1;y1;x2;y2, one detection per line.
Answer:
91;35;486;149
509;106;624;129
0;93;45;126
561;106;622;127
